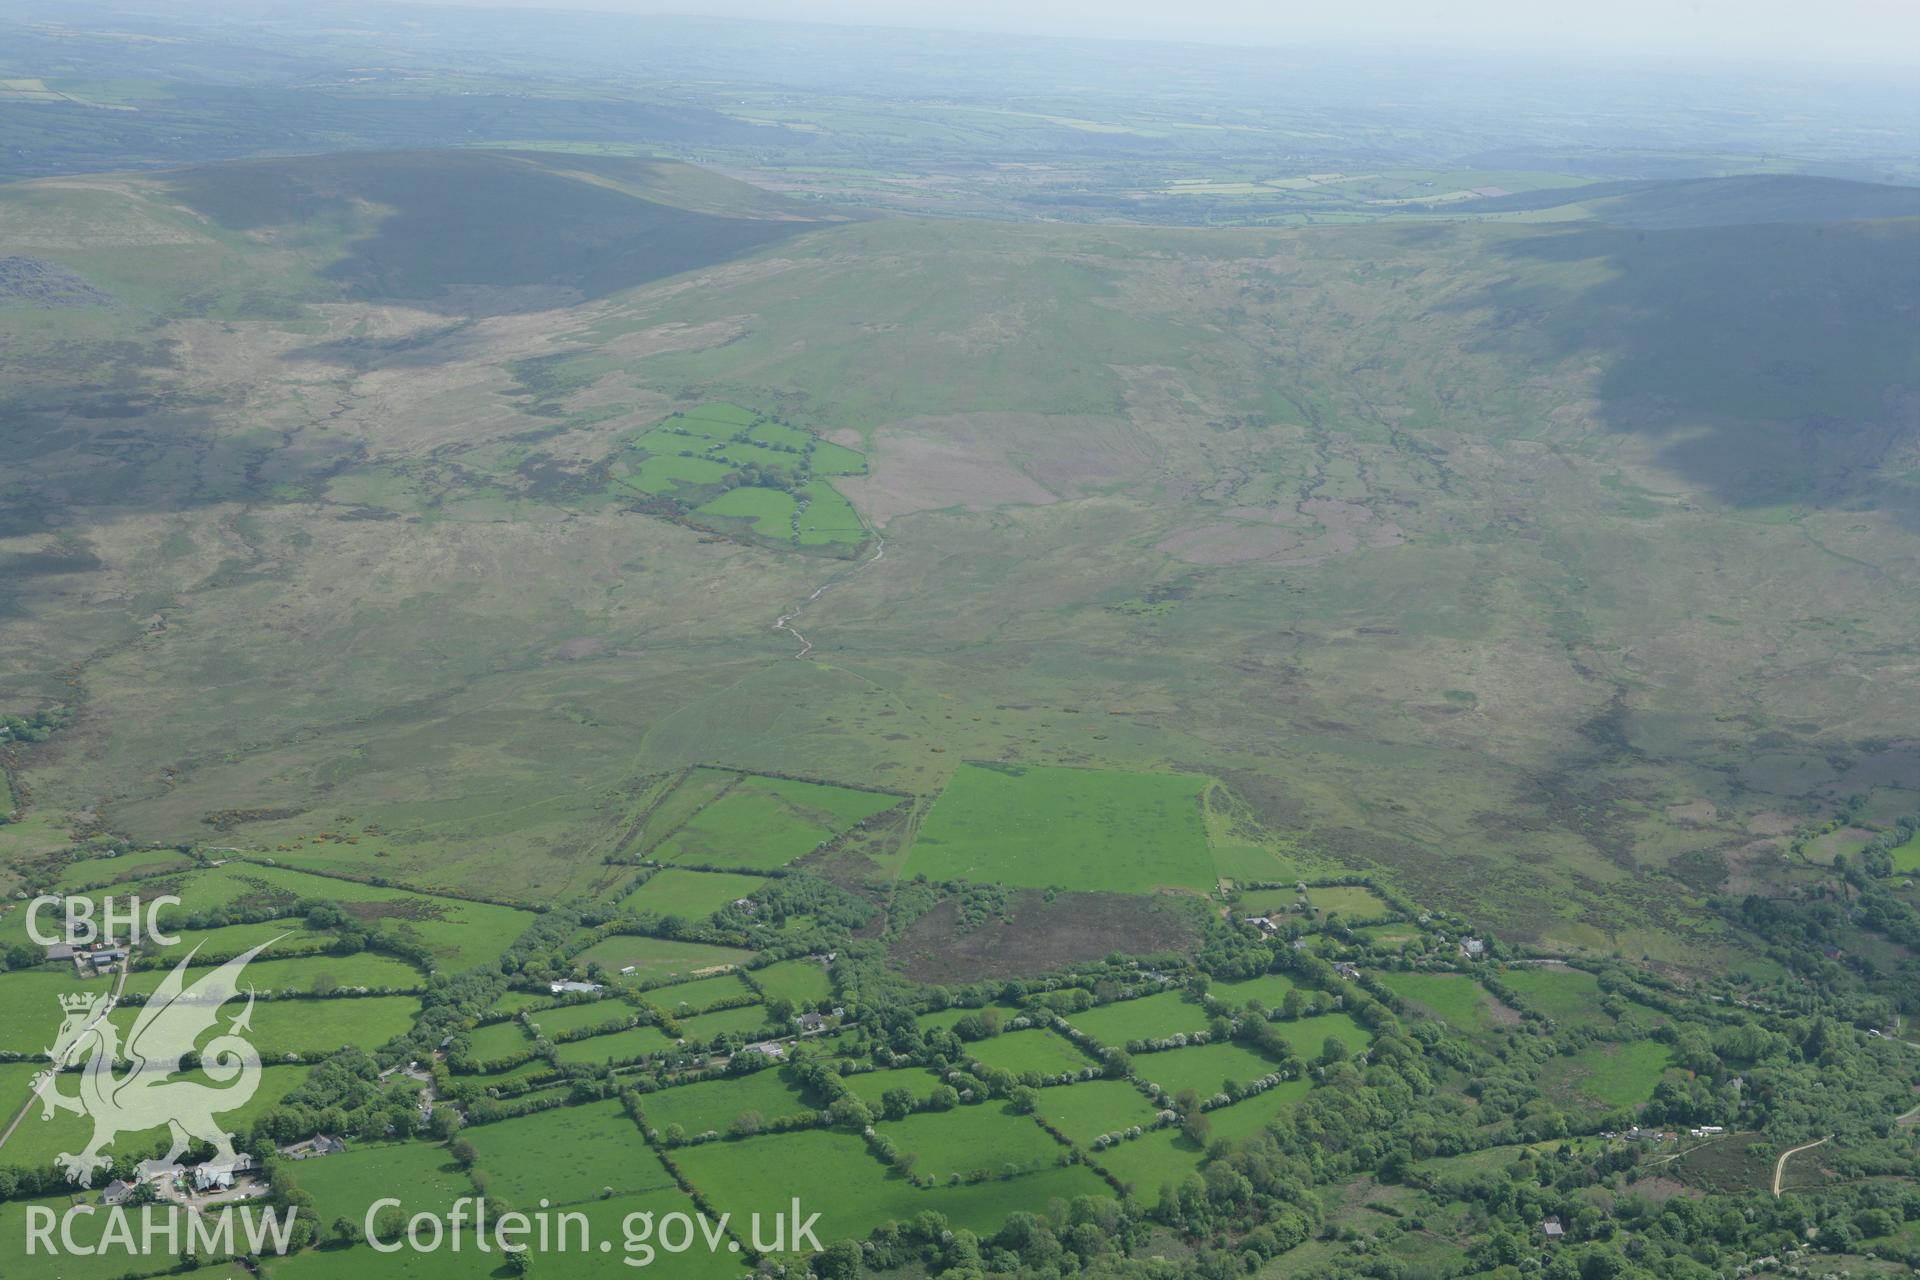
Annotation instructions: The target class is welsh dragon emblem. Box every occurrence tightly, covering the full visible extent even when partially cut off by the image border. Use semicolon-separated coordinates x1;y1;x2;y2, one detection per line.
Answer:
32;942;274;1187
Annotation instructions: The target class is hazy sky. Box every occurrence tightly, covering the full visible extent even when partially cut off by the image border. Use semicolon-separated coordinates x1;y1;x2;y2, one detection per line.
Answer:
408;0;1920;68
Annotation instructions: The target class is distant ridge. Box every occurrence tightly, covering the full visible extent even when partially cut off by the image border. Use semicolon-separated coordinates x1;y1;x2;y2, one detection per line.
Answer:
1444;173;1920;228
161;149;846;308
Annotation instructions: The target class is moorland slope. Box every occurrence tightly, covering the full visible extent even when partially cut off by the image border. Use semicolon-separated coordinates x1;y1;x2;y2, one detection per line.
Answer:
1;151;1916;967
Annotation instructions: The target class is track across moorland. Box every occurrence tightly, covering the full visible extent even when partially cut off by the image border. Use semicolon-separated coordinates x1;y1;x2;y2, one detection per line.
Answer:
1772;1135;1829;1197
772;535;884;659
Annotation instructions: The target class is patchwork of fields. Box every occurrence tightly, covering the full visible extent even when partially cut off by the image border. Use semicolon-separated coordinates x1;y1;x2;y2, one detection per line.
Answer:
0;783;1915;1278
618;403;872;553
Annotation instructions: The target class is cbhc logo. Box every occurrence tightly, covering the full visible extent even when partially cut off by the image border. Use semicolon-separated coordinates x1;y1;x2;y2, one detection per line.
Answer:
26;895;182;947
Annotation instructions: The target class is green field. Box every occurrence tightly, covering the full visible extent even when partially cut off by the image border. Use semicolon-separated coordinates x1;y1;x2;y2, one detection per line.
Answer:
51;848;197;890
121;952;423;997
805;440;867;476
918;1006;994;1033
633;768;740;856
0;970;112;1057
620;869;768;921
638;1069;817;1136
1207;972;1299;1011
962;1028;1095;1078
289;1141;476;1227
1378;972;1497;1033
875;1104;1063;1179
644;972;757;1015
625;453;735;494
147;919;338;963
1547;1040;1675;1108
0;1196;215;1279
1199;1079;1314;1144
748;958;834;1006
795;482;866;545
694;487;797;538
1303;885;1394;920
1355;924;1422;947
465;1099;678;1207
266;1241;497;1279
459;1018;535;1064
905;765;1215;892
748;421;812;449
523;998;637;1038
655;775;898;870
1499;966;1610;1027
578;936;752;981
1030;1079;1159;1143
681;402;758;428
679;1003;770;1042
1264;1011;1370;1061
1067;990;1213;1045
716;442;803;472
0;1064;313;1174
86;862;539;973
492;989;557;1014
106;995;421;1059
672;1128;1108;1243
1890;831;1920;874
1130;1041;1285;1097
551;1023;680;1065
835;1065;944;1109
1088;1128;1207;1198
658;418;744;442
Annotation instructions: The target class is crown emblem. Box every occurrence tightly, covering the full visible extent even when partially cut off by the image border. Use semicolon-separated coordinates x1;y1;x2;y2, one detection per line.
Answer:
58;992;98;1013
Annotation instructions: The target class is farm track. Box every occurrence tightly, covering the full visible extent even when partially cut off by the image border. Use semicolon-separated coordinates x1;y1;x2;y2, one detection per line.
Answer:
772;536;884;659
1772;1135;1829;1197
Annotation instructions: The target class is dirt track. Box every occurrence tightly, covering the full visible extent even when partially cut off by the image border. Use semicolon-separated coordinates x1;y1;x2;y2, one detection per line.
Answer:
772;535;884;659
1772;1135;1828;1197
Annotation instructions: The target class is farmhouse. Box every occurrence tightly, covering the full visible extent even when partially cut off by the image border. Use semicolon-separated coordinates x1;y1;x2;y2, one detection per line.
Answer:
188;1152;256;1192
99;1179;136;1206
192;1165;233;1192
282;1133;347;1159
1459;938;1487;959
1541;1217;1564;1240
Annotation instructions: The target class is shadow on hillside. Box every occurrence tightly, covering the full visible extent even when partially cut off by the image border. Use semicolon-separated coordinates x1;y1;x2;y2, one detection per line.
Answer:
165;150;817;319
0;334;258;549
1428;216;1920;526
